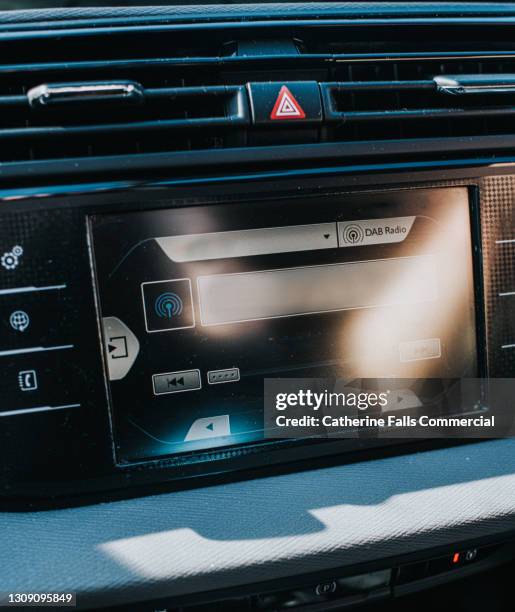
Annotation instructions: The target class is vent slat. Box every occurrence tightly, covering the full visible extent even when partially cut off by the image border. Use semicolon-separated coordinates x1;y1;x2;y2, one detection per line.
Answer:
341;107;515;122
2;51;515;75
145;85;244;98
1;50;515;77
0;96;27;106
0;116;248;140
325;80;434;91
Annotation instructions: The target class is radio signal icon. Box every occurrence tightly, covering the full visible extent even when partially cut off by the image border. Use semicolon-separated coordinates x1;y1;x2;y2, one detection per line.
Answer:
155;292;183;319
342;223;365;245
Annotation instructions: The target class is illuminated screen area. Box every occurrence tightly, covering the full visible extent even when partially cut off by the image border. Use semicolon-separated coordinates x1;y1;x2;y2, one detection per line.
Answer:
90;187;478;463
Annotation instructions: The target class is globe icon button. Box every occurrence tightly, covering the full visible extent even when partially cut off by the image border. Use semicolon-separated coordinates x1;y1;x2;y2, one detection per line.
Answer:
9;310;30;332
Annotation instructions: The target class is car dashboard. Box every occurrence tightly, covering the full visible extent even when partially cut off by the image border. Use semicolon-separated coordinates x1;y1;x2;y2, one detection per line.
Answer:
2;2;515;610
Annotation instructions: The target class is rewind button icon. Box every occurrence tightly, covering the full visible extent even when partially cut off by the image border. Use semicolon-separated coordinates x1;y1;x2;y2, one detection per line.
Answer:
152;369;201;395
167;375;185;388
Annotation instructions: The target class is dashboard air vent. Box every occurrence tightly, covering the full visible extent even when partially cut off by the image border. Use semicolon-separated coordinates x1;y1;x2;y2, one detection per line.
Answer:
3;22;515;175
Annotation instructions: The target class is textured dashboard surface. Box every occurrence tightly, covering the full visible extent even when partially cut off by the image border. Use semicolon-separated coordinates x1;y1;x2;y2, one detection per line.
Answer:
0;3;513;26
3;439;515;608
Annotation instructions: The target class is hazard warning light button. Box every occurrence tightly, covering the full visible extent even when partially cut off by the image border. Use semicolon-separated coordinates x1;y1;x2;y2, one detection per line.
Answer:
247;81;322;125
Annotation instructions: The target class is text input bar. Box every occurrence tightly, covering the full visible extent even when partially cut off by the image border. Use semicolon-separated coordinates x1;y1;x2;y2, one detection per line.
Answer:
198;255;438;326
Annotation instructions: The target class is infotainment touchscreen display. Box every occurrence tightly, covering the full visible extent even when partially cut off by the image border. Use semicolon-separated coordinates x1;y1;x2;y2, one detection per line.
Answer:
90;187;478;463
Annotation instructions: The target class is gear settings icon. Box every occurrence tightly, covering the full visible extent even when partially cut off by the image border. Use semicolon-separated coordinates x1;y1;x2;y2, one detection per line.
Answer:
1;245;23;271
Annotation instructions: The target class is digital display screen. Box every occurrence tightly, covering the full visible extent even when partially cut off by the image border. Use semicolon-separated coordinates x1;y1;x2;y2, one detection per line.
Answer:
90;187;478;463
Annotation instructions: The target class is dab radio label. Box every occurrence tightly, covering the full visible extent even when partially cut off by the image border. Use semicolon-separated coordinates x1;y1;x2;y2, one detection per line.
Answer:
338;216;416;247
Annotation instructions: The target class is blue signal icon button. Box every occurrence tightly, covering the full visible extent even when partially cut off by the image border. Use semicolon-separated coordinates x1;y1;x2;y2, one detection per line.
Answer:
155;292;183;319
142;278;195;333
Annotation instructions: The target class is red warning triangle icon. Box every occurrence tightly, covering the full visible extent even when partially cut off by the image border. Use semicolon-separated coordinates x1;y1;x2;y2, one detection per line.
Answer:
270;86;306;120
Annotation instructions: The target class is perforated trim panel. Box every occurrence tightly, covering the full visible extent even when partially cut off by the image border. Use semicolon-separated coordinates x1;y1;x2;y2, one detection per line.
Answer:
481;176;515;376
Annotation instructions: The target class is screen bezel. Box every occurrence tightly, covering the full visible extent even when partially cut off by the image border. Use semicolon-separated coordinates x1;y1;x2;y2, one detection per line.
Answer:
87;183;486;471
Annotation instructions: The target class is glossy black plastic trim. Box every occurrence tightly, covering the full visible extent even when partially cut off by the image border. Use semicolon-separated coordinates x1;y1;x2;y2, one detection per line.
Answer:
2;135;515;182
6;17;515;42
2;51;515;76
